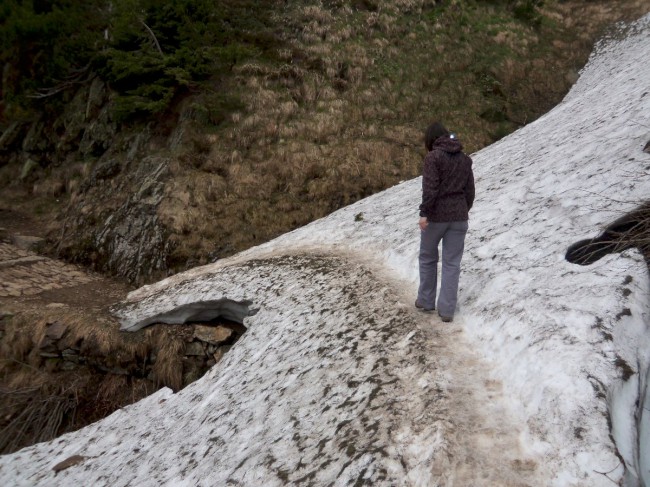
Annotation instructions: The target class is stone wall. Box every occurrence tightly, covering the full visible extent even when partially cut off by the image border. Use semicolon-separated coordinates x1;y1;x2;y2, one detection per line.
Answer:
27;318;243;387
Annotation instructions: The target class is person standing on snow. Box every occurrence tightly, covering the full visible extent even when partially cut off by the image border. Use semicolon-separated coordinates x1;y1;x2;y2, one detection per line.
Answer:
416;122;475;322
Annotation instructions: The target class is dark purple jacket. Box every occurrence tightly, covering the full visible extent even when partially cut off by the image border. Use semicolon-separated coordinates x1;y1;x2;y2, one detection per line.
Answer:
419;136;475;222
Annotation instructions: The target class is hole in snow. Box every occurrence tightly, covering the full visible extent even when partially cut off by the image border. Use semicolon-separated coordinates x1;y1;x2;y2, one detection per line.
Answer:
565;201;650;269
129;298;258;330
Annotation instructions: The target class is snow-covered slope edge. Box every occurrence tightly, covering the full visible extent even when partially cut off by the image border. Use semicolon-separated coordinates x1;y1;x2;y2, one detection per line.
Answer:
1;12;650;487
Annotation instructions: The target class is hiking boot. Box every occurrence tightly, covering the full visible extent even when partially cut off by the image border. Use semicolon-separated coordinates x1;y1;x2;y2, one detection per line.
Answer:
415;300;435;312
439;313;453;323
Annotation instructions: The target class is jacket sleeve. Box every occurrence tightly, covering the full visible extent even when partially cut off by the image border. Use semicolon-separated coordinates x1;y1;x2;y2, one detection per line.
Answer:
419;152;440;218
464;157;475;212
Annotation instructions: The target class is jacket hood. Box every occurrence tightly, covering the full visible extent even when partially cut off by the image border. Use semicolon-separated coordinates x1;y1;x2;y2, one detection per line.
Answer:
432;135;463;154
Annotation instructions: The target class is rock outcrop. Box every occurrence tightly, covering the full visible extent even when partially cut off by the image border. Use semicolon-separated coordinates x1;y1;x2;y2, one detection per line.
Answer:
0;74;181;284
50;125;175;283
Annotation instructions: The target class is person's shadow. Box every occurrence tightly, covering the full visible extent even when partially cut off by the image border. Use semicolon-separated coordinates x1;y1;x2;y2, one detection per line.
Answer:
565;202;650;270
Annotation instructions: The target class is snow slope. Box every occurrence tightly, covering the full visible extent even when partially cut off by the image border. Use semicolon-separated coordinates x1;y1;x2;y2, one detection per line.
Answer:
2;13;650;487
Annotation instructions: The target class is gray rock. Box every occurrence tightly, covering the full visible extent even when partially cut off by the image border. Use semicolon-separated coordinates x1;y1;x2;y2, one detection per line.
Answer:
45;321;68;341
125;129;150;164
193;325;233;346
90;158;121;183
91;156;171;283
62;348;79;359
58;85;89;151
182;354;207;389
39;351;60;358
11;235;44;251
79;103;116;158
86;77;107;118
61;361;78;371
212;346;231;363
185;341;205;356
37;334;56;352
21;120;47;152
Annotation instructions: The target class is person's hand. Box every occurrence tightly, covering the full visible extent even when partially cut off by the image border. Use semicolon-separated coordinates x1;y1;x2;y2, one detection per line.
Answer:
419;217;428;231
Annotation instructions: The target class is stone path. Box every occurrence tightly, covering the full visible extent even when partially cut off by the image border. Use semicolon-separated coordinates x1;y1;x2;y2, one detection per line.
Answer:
0;242;96;298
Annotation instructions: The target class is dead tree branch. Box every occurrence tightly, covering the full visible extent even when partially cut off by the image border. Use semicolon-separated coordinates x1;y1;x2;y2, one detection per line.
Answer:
140;20;163;56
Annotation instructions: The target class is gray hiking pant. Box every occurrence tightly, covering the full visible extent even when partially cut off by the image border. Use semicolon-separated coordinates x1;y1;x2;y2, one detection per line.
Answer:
417;220;468;317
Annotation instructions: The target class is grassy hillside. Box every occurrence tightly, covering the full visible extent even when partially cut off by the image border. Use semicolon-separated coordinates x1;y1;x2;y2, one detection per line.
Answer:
1;0;648;281
158;0;650;270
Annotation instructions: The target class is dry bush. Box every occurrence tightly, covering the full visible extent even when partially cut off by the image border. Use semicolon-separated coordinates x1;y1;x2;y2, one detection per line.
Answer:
0;364;158;454
233;62;275;78
0;382;76;454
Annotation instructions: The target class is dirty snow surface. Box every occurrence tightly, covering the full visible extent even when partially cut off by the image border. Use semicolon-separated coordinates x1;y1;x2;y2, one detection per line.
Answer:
3;14;650;487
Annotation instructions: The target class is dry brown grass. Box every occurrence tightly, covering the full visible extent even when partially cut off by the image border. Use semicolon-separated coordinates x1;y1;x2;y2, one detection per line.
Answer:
0;382;76;453
1;310;148;379
0;308;203;453
149;327;186;391
0;369;156;453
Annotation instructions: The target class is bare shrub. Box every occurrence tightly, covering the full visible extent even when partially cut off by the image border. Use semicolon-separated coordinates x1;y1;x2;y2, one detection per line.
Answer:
0;382;75;454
